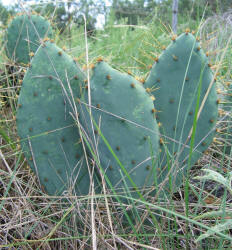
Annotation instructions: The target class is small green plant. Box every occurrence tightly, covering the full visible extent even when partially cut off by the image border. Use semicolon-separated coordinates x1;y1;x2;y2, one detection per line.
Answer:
194;168;232;242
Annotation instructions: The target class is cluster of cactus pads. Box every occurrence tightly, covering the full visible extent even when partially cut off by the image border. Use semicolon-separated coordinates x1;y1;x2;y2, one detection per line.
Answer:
14;13;218;198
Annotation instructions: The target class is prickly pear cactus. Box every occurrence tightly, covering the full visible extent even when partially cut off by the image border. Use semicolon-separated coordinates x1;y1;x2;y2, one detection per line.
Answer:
5;14;53;64
144;32;218;195
16;41;90;196
79;61;160;196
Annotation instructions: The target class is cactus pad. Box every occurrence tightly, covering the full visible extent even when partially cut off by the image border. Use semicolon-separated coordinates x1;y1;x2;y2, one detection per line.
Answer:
145;33;218;194
79;61;160;195
5;14;53;64
16;41;90;196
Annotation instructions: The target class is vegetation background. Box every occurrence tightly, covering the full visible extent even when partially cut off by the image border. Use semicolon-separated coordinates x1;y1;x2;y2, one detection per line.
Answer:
0;0;232;249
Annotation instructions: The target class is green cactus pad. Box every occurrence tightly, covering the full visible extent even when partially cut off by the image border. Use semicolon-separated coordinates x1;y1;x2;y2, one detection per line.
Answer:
16;41;91;196
79;61;160;196
145;33;218;194
5;14;53;64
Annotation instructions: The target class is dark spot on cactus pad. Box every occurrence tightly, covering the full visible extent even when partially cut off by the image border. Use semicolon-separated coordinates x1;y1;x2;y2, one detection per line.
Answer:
42;150;48;155
159;138;164;145
144;136;148;140
57;169;62;174
75;153;80;159
172;55;178;61
47;117;51;121
33;92;38;97
196;46;201;51
94;129;98;135
61;137;65;142
202;142;206;146
109;165;113;170
185;28;190;34
58;51;62;56
146;165;151;170
74;75;78;80
29;127;33;132
97;57;103;62
140;78;145;84
106;75;111;80
48;75;53;80
131;160;136;165
130;83;135;88
169;98;174;104
18;103;22;108
189;111;193;115
29;157;33;161
171;35;177;41
96;104;100;109
185;77;189;81
44;177;48;182
173;126;176;131
116;146;120;151
157;78;160;83
209;119;214;123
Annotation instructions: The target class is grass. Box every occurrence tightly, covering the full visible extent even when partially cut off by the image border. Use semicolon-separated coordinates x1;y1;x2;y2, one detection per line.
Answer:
1;4;232;249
